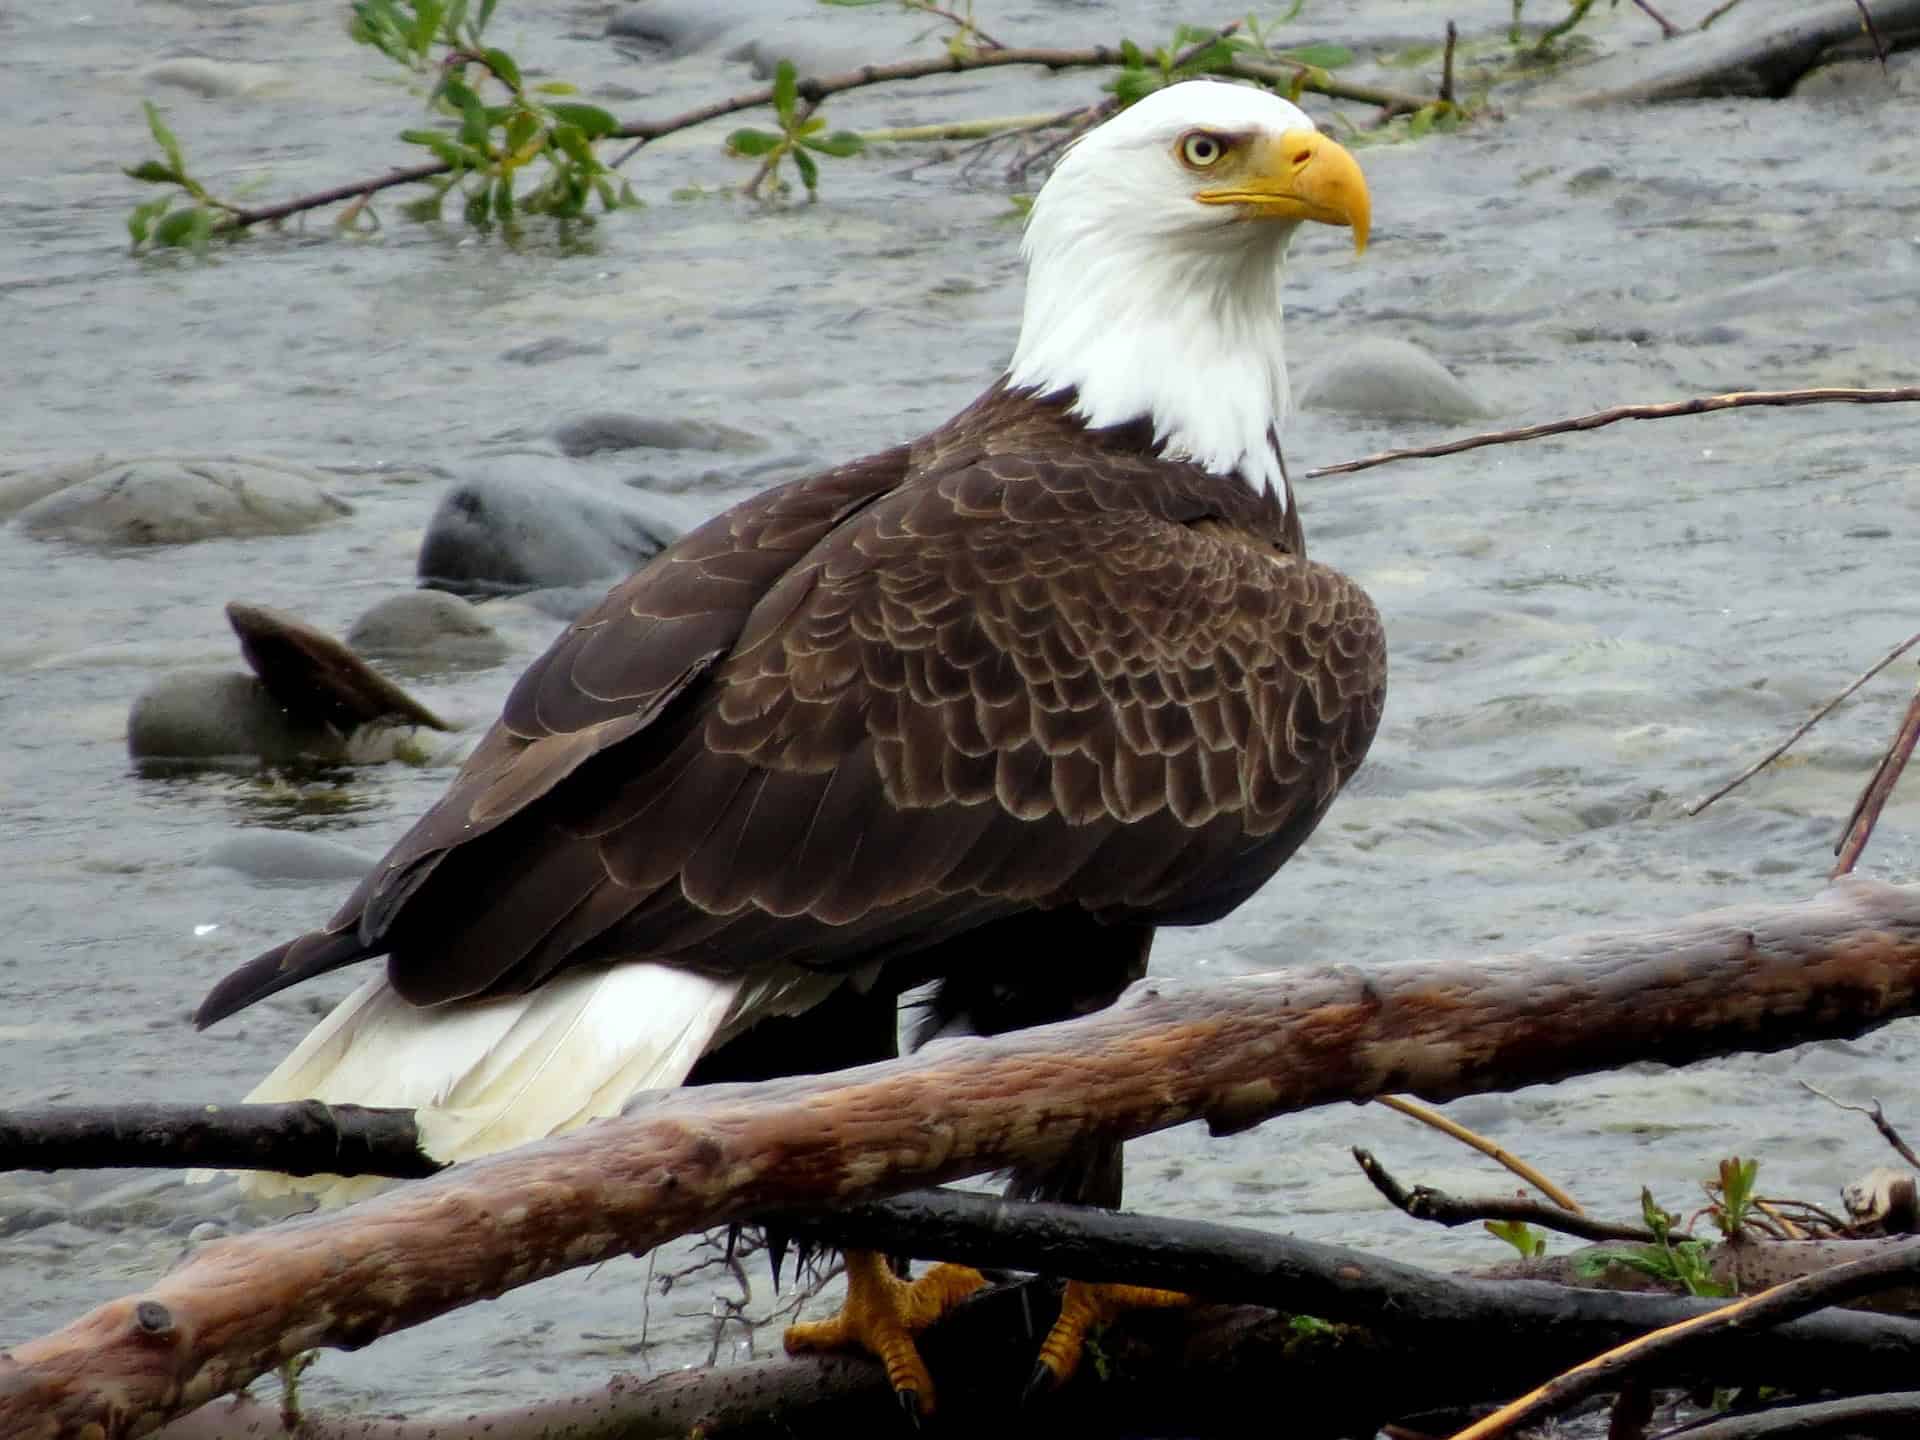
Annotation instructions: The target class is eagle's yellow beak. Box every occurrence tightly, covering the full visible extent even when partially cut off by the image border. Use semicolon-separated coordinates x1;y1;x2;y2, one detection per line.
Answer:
1195;129;1371;255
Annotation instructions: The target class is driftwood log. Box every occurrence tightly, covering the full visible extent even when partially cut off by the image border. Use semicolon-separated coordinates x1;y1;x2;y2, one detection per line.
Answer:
6;878;1920;1436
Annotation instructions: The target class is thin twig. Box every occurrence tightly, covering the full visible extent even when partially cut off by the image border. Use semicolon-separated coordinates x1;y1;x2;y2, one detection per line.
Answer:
1833;678;1920;878
1853;0;1890;65
1801;1082;1920;1171
1688;632;1920;816
1355;1148;1651;1243
1445;1240;1920;1440
1226;57;1438;115
910;1;1007;51
1308;387;1920;479
1376;1095;1585;1214
1631;0;1683;37
1699;0;1748;27
1440;22;1458;106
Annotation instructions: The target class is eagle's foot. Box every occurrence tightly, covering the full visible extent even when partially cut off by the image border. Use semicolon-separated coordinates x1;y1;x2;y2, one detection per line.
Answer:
784;1250;987;1417
1029;1279;1192;1393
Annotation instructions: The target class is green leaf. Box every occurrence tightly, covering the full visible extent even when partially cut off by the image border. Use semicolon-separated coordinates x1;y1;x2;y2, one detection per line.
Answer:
504;109;540;155
457;92;490;148
153;206;202;249
125;161;183;185
143;101;185;176
800;129;863;158
464;185;491;226
400;192;447;222
533;80;578;95
548;102;618;139
483;47;521;91
127;196;172;245
1107;68;1161;104
550;122;594;167
1408;105;1433;139
477;0;499;34
493;173;514;218
726;127;781;157
792;145;819;194
1120;38;1145;68
772;58;798;127
1276;43;1354;68
797;115;826;136
409;0;445;56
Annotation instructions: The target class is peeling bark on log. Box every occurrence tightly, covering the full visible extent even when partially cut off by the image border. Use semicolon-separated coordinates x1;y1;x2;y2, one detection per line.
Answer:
8;878;1920;1437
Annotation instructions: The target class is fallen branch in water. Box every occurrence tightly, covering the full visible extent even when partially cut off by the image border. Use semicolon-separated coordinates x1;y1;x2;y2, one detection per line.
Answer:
1306;387;1920;479
220;22;1437;234
8;880;1920;1434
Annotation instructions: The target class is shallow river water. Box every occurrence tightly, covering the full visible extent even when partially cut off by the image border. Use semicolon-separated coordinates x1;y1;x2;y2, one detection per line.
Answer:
3;0;1918;1425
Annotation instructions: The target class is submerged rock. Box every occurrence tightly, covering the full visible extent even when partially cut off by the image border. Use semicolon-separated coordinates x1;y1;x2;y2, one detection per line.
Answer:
1299;339;1491;423
347;590;510;671
417;462;694;598
139;58;284;99
203;831;375;885
552;412;766;458
6;454;350;547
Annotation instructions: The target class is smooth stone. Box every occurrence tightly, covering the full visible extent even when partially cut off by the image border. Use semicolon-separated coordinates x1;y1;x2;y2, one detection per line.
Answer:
347;590;510;670
203;831;374;885
9;455;351;547
227;601;450;732
604;1;758;56
416;460;699;597
127;670;349;765
1299;338;1491;423
139;58;285;99
552;411;766;457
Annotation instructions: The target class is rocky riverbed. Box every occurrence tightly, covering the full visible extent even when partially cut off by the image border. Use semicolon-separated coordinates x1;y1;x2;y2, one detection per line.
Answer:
2;0;1918;1426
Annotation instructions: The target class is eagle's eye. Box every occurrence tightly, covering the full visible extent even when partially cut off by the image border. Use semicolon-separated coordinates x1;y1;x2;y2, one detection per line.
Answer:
1178;131;1228;169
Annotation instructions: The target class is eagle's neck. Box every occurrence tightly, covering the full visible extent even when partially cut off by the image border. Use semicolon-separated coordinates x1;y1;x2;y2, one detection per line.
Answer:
1005;218;1295;499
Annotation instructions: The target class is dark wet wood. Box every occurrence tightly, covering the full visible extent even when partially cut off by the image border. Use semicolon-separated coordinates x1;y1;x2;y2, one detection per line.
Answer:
227;601;449;735
8;879;1920;1437
0;1101;435;1178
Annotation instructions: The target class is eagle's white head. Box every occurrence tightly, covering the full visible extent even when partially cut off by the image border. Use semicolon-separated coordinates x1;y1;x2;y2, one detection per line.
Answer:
1006;80;1370;499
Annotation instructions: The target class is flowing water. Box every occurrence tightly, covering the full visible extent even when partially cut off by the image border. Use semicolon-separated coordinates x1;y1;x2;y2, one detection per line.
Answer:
2;0;1918;1423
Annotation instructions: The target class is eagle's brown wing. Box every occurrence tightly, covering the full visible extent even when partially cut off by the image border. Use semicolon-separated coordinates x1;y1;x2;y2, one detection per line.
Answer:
196;407;1383;1027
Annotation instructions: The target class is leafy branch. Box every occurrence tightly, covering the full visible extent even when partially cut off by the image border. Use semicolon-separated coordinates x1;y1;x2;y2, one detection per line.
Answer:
121;5;1452;247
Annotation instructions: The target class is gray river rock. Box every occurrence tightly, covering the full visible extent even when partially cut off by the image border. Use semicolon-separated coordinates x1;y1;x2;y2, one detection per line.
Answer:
415;459;695;597
2;0;1918;1426
5;454;351;546
348;590;512;671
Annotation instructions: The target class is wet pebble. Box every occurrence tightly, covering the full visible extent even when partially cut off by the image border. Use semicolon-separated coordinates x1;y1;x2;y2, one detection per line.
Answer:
7;455;351;547
139;58;284;98
347;590;511;670
552;412;766;458
1299;338;1491;423
203;831;375;885
416;461;696;598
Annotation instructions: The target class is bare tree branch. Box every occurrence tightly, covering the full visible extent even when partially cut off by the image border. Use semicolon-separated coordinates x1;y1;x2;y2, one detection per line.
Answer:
1306;388;1920;480
1833;678;1920;877
1353;1148;1654;1244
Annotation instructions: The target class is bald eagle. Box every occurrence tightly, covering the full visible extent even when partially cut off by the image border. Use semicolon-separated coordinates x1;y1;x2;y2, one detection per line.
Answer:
196;79;1384;1410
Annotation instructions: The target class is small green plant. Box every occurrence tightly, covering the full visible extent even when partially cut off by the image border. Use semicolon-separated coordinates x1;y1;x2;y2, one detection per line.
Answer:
1575;1188;1732;1299
1484;1218;1548;1259
1106;20;1354;107
1508;0;1614;55
726;60;866;200
1287;1313;1335;1339
1707;1155;1760;1240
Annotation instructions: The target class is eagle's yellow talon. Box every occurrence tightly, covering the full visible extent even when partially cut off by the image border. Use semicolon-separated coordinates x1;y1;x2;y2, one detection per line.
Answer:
1033;1280;1194;1388
783;1251;986;1416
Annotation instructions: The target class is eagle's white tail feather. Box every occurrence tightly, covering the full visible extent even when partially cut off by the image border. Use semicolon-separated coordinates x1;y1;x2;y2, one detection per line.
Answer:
193;963;742;1206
